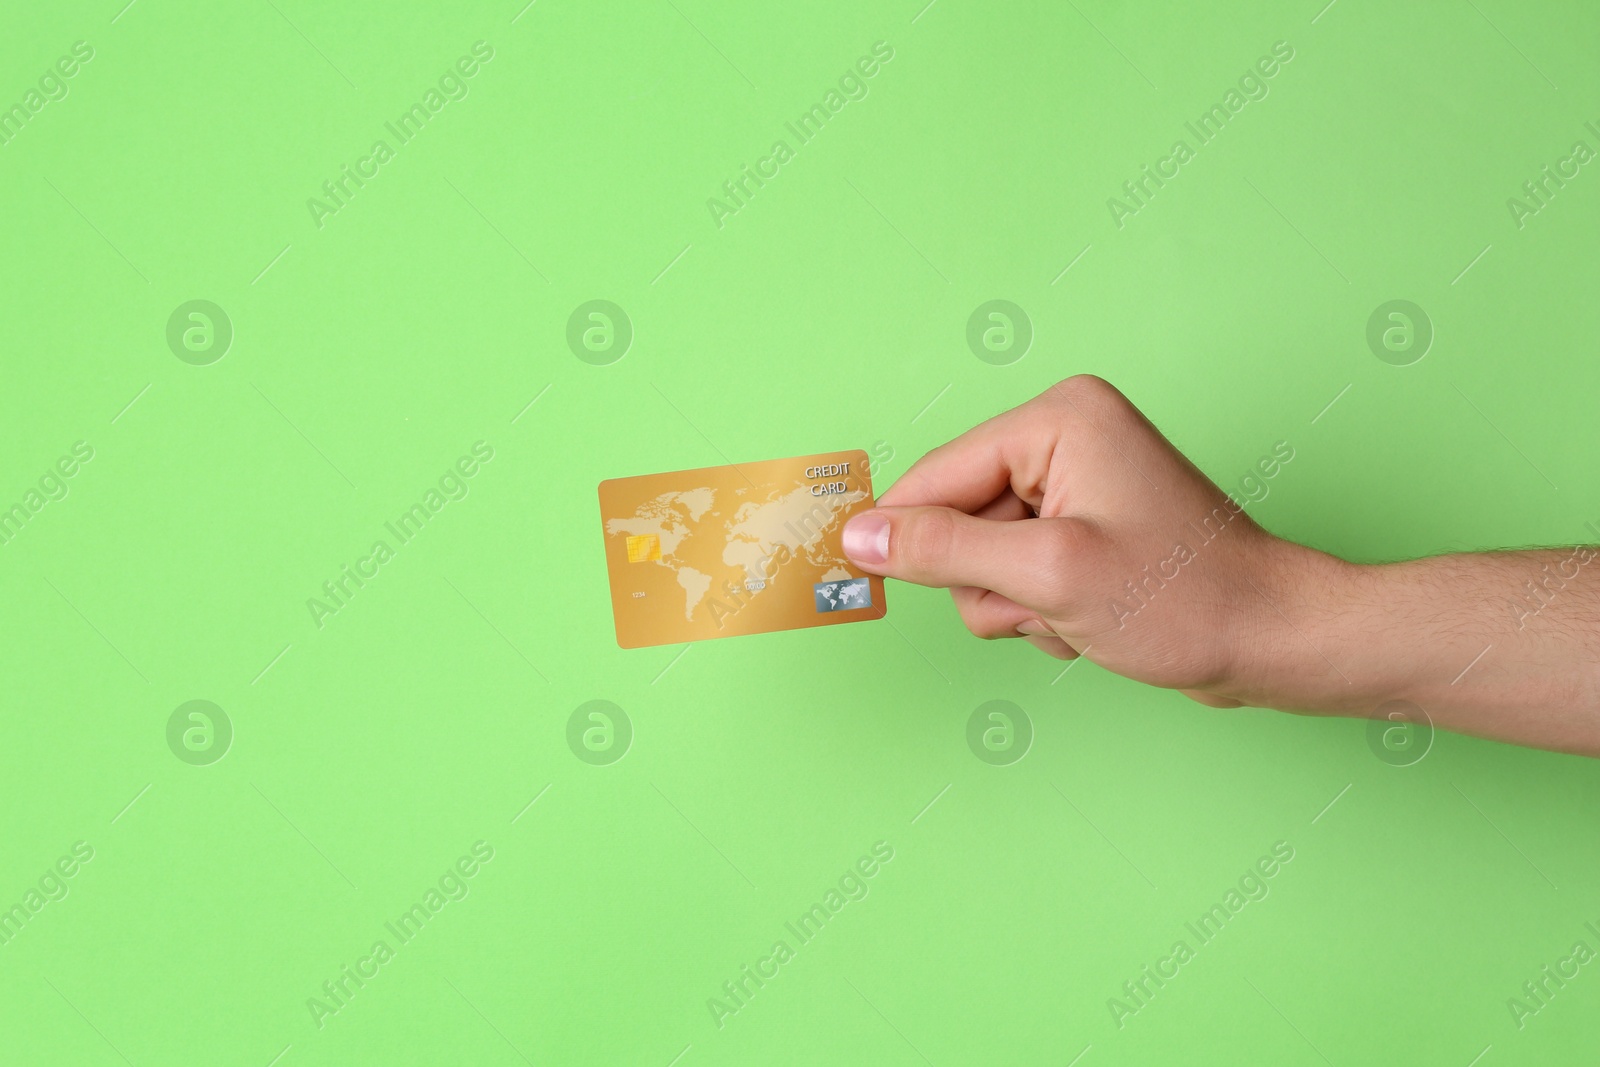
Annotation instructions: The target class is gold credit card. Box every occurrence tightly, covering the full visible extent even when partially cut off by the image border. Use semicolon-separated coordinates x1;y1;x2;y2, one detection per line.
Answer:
598;449;887;648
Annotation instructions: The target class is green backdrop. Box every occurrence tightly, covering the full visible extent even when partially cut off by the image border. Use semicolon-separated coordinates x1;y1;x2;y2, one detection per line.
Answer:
3;0;1598;1063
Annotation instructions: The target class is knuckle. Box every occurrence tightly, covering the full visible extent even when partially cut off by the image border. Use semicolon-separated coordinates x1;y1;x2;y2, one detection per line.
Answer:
958;611;1004;640
1045;373;1127;412
951;588;1011;640
897;508;957;574
1059;372;1109;393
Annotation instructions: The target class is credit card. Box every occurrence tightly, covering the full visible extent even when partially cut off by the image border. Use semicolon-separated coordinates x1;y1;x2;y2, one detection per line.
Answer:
598;449;887;648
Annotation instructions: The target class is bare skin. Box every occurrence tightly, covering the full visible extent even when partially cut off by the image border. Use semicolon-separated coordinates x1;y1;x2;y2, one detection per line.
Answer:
841;375;1600;757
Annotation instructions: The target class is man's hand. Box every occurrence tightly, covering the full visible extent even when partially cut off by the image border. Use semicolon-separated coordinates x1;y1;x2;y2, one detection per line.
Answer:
842;375;1600;756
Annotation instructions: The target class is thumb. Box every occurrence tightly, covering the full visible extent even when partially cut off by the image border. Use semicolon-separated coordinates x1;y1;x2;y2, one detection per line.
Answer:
841;506;1074;611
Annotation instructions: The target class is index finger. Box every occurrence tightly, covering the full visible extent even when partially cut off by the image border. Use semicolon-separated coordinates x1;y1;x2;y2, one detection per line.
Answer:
877;390;1060;514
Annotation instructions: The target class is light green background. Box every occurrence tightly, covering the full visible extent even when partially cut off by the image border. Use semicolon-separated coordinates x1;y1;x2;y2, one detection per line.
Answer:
3;0;1598;1063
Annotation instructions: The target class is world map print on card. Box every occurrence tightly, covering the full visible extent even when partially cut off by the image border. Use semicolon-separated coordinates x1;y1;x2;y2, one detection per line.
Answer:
598;451;887;648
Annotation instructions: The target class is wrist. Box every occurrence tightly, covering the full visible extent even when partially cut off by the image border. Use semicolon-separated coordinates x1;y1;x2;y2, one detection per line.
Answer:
1217;538;1383;714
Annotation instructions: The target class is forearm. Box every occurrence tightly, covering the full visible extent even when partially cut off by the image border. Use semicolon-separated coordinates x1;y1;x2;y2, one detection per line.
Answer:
1235;544;1600;755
